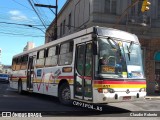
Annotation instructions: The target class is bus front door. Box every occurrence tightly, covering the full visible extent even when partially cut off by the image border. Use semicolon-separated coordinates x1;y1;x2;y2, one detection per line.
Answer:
74;42;93;101
27;56;34;91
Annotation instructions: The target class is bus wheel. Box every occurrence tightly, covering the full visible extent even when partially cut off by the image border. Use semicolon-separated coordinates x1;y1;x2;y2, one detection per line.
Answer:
59;83;72;105
18;80;23;94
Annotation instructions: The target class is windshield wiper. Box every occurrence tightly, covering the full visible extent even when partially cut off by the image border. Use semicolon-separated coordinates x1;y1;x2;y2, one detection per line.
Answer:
107;37;121;50
127;41;133;61
107;38;122;56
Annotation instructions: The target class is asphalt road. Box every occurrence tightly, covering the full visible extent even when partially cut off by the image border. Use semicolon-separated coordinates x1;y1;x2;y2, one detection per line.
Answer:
0;82;160;118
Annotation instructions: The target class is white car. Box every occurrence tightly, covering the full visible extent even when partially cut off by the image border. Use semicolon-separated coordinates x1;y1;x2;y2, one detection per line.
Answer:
0;73;9;83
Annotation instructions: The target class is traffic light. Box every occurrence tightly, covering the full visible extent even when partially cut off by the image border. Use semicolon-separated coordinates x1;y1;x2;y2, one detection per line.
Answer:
141;0;151;12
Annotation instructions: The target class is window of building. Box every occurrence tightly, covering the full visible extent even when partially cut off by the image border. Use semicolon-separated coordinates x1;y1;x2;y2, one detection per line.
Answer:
36;50;45;68
68;13;72;30
63;20;66;35
60;23;62;37
59;41;73;65
131;0;142;16
158;1;160;18
154;52;160;83
105;0;117;14
45;46;59;67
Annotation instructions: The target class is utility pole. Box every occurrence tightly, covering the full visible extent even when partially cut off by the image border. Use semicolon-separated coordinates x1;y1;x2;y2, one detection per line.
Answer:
34;0;58;40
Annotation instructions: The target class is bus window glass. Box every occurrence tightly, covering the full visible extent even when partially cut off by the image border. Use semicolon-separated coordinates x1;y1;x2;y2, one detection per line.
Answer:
85;43;92;76
12;58;17;71
45;46;58;66
15;56;22;70
36;50;45;68
77;45;85;75
98;38;144;79
98;38;127;78
39;50;44;58
123;42;144;78
21;55;28;69
59;41;73;65
48;47;56;56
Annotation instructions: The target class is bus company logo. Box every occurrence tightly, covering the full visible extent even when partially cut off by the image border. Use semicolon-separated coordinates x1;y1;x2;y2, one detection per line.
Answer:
54;69;61;81
2;112;12;117
126;89;130;94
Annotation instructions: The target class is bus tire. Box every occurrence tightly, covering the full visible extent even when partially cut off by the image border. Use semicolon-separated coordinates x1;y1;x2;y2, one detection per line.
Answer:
18;80;23;94
58;83;72;105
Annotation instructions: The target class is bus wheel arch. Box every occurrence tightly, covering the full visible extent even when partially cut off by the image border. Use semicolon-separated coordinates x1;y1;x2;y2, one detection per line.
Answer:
18;79;23;94
58;79;72;105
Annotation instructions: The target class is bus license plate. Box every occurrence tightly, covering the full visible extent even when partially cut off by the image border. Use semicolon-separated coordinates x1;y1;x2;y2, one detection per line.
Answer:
123;96;131;100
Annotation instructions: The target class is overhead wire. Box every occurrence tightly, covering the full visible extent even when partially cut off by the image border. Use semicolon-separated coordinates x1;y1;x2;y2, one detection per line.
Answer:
34;0;51;24
27;0;47;29
0;21;48;26
0;31;44;37
12;0;33;11
0;21;46;37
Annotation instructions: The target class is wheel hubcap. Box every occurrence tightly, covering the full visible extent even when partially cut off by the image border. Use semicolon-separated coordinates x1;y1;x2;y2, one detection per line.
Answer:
62;88;70;100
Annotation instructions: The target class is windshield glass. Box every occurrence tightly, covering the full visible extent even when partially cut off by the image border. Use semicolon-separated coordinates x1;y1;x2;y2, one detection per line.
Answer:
97;38;144;79
123;42;144;78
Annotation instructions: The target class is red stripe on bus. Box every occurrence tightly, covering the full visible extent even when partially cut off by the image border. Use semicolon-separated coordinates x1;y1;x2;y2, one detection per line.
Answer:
58;76;74;79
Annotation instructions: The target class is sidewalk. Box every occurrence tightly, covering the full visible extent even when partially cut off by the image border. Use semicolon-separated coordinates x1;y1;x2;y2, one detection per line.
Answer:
145;93;160;100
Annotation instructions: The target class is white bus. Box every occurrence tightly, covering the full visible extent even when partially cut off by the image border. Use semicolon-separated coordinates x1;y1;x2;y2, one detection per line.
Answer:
10;26;146;105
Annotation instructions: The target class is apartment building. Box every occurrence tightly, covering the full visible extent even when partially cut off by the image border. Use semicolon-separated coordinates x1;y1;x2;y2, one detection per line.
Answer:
45;0;160;94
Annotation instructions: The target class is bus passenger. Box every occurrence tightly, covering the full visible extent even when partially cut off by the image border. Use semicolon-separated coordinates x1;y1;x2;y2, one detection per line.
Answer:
99;54;108;65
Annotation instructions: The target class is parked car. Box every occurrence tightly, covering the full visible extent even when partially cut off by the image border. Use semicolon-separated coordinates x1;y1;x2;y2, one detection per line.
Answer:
0;73;9;83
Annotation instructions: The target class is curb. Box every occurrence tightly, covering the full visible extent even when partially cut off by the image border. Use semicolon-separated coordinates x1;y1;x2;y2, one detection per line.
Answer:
145;96;160;100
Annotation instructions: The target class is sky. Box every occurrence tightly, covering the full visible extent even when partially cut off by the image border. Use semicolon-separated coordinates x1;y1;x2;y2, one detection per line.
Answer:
0;0;67;65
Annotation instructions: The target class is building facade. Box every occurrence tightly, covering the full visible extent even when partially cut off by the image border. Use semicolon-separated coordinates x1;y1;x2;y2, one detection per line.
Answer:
23;42;35;52
45;0;160;94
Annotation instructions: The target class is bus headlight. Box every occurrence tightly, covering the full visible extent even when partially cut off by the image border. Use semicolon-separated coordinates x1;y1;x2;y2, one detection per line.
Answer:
97;88;115;93
139;88;146;92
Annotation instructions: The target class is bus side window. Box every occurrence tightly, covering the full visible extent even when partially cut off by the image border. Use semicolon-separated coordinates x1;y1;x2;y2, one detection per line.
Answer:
36;50;45;68
21;55;28;70
59;41;73;65
45;46;58;67
12;58;17;71
85;43;92;76
15;57;22;70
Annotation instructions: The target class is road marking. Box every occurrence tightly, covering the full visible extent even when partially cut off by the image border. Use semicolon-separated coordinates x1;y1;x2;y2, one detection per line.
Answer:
3;95;16;97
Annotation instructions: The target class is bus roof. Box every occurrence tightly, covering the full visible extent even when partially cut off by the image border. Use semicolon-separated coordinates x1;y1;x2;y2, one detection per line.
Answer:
96;27;139;42
13;26;138;58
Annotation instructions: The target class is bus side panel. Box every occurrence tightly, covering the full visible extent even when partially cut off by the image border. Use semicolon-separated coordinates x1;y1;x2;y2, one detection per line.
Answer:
32;65;74;97
32;67;44;94
10;70;27;91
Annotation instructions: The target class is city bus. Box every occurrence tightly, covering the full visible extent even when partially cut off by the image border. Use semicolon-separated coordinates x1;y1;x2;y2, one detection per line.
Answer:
10;26;146;105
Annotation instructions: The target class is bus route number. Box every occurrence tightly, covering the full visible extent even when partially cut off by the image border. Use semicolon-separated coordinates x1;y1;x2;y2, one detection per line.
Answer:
103;85;110;88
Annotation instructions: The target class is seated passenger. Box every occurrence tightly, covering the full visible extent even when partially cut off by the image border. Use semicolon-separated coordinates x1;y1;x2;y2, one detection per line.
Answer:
99;54;108;65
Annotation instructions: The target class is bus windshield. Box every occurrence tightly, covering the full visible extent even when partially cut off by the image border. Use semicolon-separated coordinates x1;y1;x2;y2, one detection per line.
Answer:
98;38;144;79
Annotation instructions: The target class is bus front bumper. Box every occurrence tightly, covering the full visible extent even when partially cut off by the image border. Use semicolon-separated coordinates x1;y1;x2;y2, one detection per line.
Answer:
93;90;146;103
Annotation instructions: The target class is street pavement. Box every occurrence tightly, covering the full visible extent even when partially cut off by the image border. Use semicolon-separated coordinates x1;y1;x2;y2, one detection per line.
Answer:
1;82;160;119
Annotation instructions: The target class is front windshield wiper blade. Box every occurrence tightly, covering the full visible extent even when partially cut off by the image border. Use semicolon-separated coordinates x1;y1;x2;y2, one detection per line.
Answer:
107;37;121;50
127;41;133;61
107;38;122;57
107;38;117;49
